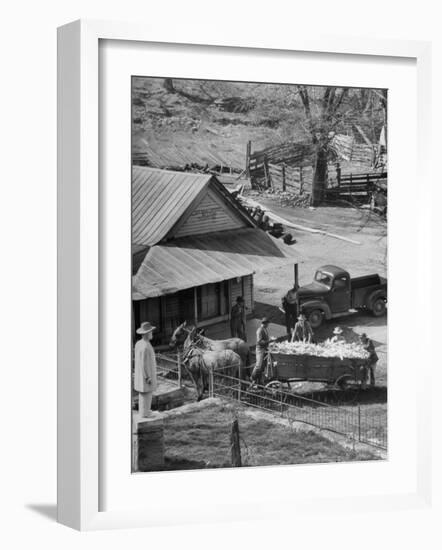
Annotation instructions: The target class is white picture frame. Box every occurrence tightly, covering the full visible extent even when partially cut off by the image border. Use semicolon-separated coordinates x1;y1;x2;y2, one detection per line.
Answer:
57;19;433;531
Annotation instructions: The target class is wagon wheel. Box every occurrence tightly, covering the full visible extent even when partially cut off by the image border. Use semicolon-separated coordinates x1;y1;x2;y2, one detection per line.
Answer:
333;375;359;404
264;380;289;403
265;380;283;392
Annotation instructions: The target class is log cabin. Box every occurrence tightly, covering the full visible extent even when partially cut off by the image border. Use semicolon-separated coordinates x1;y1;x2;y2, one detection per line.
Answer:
132;166;292;344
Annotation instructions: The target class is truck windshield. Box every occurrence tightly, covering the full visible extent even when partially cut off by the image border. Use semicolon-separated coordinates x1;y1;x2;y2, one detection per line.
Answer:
315;271;332;287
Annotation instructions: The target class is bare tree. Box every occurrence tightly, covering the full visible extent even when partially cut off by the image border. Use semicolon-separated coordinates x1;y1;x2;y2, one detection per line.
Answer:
296;85;351;205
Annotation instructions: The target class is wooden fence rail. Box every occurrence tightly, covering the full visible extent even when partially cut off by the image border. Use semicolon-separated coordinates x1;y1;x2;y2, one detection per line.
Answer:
266;162;314;193
326;171;387;202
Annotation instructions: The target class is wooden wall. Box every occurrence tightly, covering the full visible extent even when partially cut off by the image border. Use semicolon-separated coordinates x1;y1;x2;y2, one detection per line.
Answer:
229;275;253;316
174;187;245;238
133;274;254;344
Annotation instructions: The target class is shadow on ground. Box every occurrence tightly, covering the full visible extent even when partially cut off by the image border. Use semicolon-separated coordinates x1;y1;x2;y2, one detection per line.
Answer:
253;301;286;326
294;384;387;406
26;504;57;522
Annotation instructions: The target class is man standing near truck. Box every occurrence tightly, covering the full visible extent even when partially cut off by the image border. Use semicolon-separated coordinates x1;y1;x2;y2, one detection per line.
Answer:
292;312;313;342
282;284;298;337
360;333;378;386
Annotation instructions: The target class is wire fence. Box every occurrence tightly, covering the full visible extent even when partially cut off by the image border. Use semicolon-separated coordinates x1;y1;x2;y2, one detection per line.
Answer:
210;367;387;450
154;353;387;451
156;352;182;385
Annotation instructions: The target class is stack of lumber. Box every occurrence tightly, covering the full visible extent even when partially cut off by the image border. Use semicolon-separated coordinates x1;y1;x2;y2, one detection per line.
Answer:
330;134;354;161
350;143;375;165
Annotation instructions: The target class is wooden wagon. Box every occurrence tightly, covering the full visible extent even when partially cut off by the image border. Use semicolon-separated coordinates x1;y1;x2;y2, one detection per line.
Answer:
264;350;370;401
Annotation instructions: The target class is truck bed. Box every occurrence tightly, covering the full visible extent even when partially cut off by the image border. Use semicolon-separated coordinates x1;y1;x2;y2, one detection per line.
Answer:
268;352;368;383
351;274;383;288
351;274;387;309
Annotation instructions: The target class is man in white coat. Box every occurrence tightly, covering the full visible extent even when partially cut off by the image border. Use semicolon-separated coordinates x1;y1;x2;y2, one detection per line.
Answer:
134;321;158;417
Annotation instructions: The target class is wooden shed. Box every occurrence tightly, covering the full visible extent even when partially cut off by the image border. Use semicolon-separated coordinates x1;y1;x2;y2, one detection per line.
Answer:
132;166;292;344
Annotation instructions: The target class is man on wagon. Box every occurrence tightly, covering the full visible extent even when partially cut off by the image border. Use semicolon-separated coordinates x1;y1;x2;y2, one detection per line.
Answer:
230;296;247;341
359;333;378;386
292;312;313;342
250;317;271;387
330;326;344;343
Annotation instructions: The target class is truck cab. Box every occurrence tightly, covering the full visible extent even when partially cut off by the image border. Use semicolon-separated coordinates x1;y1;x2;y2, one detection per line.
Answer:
297;265;387;328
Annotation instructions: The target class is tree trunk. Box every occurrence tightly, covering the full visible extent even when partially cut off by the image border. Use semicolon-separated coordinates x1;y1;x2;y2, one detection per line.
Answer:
311;146;328;206
381;90;388;146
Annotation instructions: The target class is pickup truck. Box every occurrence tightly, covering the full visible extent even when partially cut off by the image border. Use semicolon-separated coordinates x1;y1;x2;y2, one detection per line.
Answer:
296;265;387;328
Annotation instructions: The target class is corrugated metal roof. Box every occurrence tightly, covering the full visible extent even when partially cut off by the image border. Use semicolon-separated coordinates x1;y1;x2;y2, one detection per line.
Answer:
132;166;212;246
133;228;297;299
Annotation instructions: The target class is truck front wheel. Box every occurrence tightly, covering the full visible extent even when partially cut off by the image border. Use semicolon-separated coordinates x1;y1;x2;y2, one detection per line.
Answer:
307;309;323;329
371;297;386;317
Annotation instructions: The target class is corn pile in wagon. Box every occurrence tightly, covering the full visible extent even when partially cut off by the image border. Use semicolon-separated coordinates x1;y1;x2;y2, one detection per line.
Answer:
269;340;370;361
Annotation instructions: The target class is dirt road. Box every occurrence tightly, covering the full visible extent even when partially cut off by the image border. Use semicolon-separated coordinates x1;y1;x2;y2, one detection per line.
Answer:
252;199;388;386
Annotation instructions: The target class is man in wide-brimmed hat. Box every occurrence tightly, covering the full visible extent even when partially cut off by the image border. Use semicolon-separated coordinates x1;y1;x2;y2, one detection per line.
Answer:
330;326;344;343
230;295;247;341
134;321;158;417
281;284;299;337
292;312;313;343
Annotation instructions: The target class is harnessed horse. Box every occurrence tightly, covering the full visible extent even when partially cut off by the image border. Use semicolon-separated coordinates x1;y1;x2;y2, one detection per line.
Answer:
180;332;243;401
170;323;251;379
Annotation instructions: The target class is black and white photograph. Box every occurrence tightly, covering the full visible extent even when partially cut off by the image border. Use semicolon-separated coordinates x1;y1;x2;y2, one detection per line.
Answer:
131;76;388;472
4;0;439;542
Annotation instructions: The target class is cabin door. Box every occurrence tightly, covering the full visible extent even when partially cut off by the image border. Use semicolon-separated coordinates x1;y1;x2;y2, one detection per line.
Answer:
197;282;228;321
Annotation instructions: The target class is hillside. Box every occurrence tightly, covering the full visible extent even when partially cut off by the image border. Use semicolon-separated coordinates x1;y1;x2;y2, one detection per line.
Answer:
132;77;386;172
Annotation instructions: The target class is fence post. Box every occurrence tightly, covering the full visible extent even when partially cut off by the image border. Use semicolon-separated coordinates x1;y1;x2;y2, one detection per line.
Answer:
299;166;304;194
358;404;361;442
230;419;242;467
177;351;182;387
282;164;286;192
237;371;242;403
209;368;214;398
246;140;251;177
263;155;271;189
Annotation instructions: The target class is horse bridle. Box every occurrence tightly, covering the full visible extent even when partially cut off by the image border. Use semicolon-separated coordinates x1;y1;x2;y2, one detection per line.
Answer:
180;343;206;390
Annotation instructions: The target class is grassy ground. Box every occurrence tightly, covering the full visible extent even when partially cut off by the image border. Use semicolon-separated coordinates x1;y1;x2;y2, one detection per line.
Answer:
156;401;379;471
